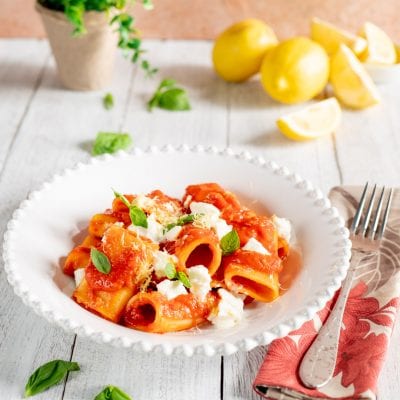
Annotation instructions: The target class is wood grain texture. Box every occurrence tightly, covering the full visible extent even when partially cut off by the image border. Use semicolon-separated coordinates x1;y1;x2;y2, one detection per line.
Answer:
0;39;400;400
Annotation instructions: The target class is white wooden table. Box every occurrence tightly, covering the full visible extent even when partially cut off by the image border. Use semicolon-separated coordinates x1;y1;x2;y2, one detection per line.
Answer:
1;39;400;400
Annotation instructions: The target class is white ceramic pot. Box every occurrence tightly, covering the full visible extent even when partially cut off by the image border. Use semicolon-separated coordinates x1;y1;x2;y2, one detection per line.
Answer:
36;2;118;91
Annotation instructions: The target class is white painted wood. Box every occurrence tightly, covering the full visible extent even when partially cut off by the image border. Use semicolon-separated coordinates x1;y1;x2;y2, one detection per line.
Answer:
0;39;49;168
0;43;137;399
63;338;221;400
0;38;400;400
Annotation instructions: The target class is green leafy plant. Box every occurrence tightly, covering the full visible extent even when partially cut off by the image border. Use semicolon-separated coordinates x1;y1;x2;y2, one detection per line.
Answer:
94;385;132;400
148;78;191;111
92;132;132;155
38;0;156;76
24;359;80;397
220;229;240;256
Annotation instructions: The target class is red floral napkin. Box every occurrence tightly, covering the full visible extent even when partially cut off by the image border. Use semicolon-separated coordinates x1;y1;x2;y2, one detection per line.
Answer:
253;186;400;400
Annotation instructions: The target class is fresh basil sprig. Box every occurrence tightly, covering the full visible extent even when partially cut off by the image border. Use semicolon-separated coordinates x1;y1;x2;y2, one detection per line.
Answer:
94;385;132;400
163;263;191;289
92;132;132;156
103;93;114;110
220;229;240;256
91;248;111;274
113;190;148;228
164;214;197;232
24;359;80;397
147;78;191;111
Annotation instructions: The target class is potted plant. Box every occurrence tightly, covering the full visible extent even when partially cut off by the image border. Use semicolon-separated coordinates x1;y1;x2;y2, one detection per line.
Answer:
36;0;156;90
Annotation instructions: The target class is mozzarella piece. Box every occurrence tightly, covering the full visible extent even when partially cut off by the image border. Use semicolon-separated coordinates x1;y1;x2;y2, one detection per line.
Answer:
208;289;244;329
157;279;187;300
272;215;292;243
74;268;85;287
214;218;233;240
128;214;164;243
190;201;220;227
162;225;182;242
190;201;233;239
151;251;178;278
188;265;211;301
242;237;271;255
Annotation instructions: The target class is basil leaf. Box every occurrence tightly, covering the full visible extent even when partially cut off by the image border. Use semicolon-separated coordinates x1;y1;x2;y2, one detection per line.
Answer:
113;189;132;209
158;88;191;111
142;0;154;10
92;132;132;156
129;205;148;228
159;78;176;90
103;93;114;110
164;263;176;280
177;271;191;289
94;385;132;400
91;248;111;274
220;229;240;256
24;359;80;397
165;214;196;232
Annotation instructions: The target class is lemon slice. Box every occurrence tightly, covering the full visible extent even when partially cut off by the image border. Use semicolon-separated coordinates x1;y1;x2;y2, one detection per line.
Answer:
276;98;341;141
359;22;397;65
311;17;367;56
330;44;380;109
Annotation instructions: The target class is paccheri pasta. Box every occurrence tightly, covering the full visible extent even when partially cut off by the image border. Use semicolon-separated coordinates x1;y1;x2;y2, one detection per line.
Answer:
63;183;295;333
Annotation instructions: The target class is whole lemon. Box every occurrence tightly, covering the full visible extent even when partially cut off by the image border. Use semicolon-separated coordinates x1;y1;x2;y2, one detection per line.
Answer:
212;19;278;82
260;37;329;104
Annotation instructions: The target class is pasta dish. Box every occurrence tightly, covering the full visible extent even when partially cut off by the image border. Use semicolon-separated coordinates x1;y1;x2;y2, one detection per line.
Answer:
63;183;296;333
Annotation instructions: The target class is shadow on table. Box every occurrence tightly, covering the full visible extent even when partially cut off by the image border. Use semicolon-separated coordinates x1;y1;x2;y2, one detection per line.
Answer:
244;129;300;148
140;63;277;110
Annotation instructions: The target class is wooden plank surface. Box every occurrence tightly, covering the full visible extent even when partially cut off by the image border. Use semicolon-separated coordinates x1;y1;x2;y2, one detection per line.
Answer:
0;38;400;400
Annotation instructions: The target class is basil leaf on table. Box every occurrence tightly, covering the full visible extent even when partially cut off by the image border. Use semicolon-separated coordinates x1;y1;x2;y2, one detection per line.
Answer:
220;229;240;256
92;132;132;156
91;248;111;274
103;93;114;110
147;78;191;111
94;385;132;400
24;359;80;397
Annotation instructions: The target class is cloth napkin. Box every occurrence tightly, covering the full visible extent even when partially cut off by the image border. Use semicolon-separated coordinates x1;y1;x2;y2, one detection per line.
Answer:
254;186;400;400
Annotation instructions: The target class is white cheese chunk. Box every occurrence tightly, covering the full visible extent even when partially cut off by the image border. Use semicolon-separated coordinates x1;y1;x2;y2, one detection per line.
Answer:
214;219;233;240
242;237;271;255
152;251;178;279
162;225;182;242
74;268;85;287
128;214;164;243
208;289;244;329
157;279;187;300
272;215;292;243
188;265;211;301
190;201;220;227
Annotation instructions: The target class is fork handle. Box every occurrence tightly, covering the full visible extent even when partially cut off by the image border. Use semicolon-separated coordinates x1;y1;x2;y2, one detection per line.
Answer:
298;252;364;388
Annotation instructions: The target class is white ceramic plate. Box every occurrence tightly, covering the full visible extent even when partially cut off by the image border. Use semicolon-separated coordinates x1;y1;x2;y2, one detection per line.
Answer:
3;146;351;356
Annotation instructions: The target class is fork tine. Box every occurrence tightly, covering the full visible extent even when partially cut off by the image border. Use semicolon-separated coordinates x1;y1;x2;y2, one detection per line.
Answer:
350;182;369;234
377;188;393;239
370;187;385;239
362;184;377;236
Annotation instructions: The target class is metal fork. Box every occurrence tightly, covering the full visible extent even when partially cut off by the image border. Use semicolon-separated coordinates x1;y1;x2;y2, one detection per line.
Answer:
299;183;394;389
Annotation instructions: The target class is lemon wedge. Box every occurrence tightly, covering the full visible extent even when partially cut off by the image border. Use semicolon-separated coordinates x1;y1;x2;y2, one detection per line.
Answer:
276;98;341;141
311;17;367;56
330;44;380;109
359;22;397;65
